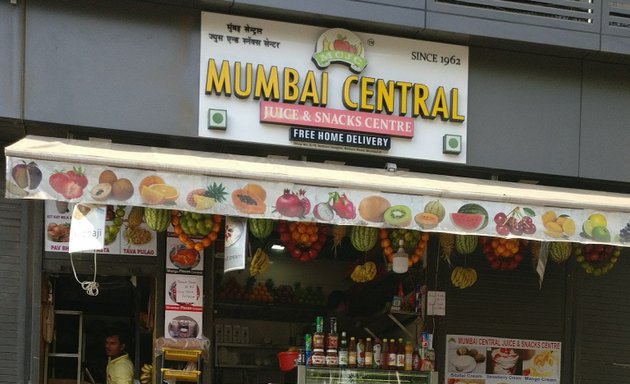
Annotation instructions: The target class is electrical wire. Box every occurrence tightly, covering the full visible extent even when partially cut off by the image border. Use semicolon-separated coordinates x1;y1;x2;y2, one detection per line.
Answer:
69;250;99;296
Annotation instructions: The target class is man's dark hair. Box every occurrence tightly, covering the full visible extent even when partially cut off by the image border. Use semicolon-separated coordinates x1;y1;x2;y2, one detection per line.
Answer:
106;328;129;347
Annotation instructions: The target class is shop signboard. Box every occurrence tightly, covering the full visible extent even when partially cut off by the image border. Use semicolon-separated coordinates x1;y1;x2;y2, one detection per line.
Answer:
445;334;561;384
199;12;469;163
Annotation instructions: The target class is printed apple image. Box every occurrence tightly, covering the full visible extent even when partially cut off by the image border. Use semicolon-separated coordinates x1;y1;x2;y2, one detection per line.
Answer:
333;35;354;53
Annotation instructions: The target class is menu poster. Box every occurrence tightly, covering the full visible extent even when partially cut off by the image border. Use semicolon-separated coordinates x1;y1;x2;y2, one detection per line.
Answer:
44;201;158;255
165;273;203;311
165;235;204;274
164;309;203;340
45;200;73;252
445;334;561;384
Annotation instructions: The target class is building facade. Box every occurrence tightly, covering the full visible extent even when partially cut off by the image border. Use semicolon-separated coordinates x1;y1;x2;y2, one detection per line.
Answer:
2;0;630;383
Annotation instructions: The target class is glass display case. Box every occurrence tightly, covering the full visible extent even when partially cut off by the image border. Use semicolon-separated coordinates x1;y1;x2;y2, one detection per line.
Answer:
297;366;438;384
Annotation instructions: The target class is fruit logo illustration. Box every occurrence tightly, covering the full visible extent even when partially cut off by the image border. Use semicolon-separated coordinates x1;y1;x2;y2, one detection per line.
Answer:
274;189;310;218
311;28;367;73
580;212;611;242
450;203;489;231
90;170;134;201
541;210;575;238
415;200;446;229
313;191;356;221
49;166;89;200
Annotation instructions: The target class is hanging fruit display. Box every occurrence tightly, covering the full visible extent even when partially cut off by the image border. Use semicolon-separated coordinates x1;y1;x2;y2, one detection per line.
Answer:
439;233;455;263
480;237;523;270
450;266;478;289
144;207;171;232
249;248;270;276
548;241;572;263
454;234;478;255
379;228;429;267
350;226;378;252
278;221;327;261
350;261;378;283
171;210;222;251
575;244;621;276
331;225;347;252
249;218;274;240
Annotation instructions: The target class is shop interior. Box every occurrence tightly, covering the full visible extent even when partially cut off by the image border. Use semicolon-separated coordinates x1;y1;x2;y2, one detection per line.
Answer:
44;274;154;384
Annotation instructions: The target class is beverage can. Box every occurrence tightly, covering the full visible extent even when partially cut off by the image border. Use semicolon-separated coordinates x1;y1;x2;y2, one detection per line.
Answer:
305;334;313;352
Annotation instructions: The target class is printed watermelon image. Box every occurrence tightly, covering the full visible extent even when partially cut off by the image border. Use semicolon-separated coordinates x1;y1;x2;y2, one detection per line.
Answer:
450;203;489;231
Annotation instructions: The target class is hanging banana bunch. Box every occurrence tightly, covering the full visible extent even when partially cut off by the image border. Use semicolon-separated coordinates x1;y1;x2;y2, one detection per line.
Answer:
450;266;478;289
249;248;270;276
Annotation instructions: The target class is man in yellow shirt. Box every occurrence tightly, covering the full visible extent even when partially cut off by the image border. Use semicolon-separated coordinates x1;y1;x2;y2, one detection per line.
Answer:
105;329;134;384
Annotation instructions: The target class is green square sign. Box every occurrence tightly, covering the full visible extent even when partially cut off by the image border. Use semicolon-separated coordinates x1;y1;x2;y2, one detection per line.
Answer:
443;134;462;154
208;109;227;130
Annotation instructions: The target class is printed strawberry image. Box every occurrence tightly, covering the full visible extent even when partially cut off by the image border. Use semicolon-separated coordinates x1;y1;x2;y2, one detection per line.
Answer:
49;169;87;199
65;167;88;189
329;192;356;219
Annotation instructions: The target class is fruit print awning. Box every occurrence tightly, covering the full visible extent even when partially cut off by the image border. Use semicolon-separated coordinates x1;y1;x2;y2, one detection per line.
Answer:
5;135;630;247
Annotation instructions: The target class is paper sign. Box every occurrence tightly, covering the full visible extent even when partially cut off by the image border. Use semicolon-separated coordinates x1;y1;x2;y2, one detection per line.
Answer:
69;203;106;253
176;278;198;304
224;216;247;273
427;290;446;316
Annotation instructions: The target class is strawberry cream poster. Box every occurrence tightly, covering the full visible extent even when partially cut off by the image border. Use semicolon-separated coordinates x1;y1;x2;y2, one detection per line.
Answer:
446;334;561;384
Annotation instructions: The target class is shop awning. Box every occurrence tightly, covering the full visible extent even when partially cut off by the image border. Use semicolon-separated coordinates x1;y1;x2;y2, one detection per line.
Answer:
5;135;630;245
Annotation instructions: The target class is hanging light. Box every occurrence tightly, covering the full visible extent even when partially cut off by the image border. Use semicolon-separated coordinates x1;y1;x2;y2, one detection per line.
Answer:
392;239;409;274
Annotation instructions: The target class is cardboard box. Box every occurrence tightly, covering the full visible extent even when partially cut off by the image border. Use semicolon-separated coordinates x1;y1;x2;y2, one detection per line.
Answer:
241;326;250;344
224;324;232;343
233;325;241;344
215;323;223;343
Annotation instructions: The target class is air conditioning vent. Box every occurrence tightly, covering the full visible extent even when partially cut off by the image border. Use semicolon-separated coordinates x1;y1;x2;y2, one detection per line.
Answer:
432;0;596;26
607;2;630;29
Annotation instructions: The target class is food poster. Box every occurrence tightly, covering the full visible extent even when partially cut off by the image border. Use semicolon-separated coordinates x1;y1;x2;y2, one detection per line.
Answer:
166;234;204;275
164;309;203;340
445;335;561;384
165;273;203;311
45;201;158;255
45;200;118;254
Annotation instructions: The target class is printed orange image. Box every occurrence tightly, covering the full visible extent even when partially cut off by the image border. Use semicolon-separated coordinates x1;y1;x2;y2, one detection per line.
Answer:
139;175;178;204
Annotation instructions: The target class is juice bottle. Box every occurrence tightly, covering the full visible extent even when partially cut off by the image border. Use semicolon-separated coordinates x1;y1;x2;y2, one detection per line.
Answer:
364;337;373;368
338;331;348;368
396;338;405;369
356;338;365;368
404;341;413;370
348;337;357;368
381;338;389;369
388;339;397;369
373;338;382;369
